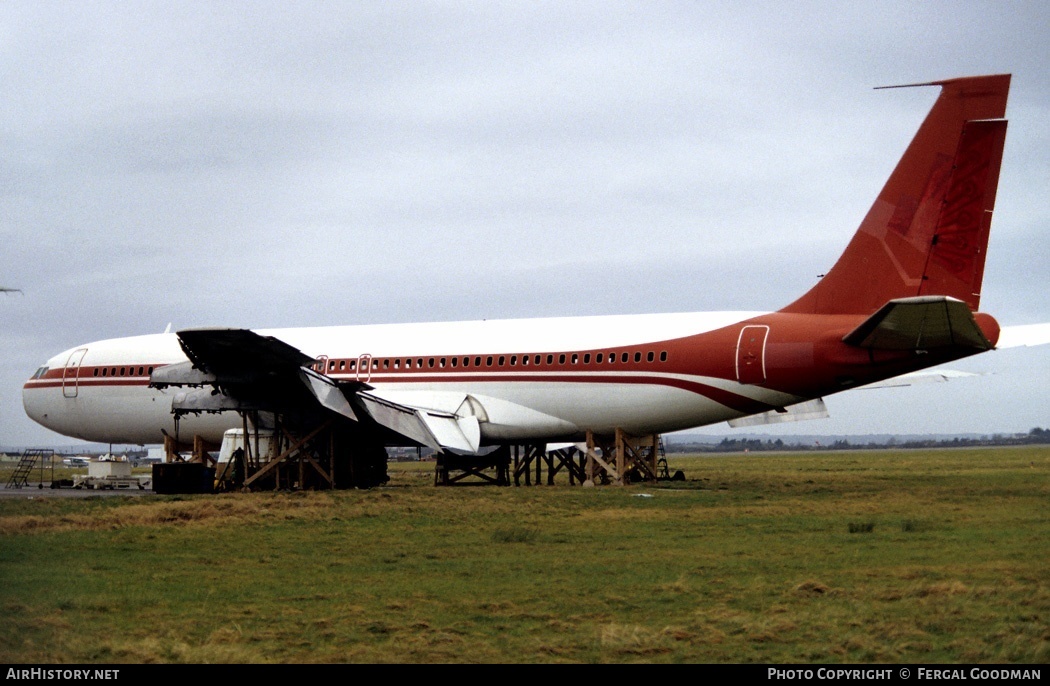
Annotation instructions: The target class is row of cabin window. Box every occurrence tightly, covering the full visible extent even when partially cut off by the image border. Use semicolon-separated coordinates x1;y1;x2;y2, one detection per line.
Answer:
92;366;155;377
322;350;669;373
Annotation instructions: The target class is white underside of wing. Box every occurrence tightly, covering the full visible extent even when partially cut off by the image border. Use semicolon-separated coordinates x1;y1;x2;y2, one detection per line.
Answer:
858;368;981;389
727;398;830;427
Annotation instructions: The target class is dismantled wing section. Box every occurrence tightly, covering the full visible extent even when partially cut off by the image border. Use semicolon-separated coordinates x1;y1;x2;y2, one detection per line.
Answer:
152;328;493;451
358;390;482;454
152;328;357;421
175;327;315;378
728;398;830;427
170;387;261;413
150;360;216;387
842;296;993;351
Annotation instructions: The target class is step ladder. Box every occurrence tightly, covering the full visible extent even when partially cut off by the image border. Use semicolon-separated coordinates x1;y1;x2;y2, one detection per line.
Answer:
656;436;669;480
5;449;54;489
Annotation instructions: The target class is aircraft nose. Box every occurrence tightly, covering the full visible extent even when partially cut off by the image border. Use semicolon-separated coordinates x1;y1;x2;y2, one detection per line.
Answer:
23;363;53;428
22;359;78;437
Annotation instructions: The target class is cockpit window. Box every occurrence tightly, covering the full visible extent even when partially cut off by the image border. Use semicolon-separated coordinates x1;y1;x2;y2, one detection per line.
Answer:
32;366;48;379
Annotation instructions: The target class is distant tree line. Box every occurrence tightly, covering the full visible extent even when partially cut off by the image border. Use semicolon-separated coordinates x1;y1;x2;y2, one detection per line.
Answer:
668;428;1050;453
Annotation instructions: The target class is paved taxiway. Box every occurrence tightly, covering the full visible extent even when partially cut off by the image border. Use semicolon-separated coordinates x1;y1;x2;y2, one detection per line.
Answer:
0;483;154;499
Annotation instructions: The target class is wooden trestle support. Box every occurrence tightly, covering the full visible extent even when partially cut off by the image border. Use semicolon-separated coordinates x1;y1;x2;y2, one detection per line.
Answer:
511;443;587;486
164;412;388;492
434;429;661;487
584;428;660;486
232;417;337;492
163;433;220;466
163;418;660;490
434;447;511;486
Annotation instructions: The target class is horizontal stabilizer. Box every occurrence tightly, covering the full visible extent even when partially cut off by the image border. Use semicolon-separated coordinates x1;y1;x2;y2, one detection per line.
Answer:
358;391;482;454
728;398;829;427
842;296;992;350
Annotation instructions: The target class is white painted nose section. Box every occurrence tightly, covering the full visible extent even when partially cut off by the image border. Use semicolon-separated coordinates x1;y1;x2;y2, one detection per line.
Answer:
23;373;85;440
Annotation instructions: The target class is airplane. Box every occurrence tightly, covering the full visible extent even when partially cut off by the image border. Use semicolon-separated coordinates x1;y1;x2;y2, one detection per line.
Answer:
62;456;91;467
20;73;1046;486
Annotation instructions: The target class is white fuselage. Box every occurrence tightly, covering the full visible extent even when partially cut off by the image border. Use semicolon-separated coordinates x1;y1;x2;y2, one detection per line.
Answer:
23;310;806;445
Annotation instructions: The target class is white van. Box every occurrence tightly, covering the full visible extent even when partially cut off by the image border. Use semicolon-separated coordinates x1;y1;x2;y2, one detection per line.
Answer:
217;429;278;463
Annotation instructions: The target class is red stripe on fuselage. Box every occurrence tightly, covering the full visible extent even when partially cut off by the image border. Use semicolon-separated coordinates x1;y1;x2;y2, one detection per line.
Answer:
25;367;776;415
24;378;151;389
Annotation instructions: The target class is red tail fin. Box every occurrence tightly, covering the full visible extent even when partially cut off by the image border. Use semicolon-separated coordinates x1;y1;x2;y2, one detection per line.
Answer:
781;74;1010;315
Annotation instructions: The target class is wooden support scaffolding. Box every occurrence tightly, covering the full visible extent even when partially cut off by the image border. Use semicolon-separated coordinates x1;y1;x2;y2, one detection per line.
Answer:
242;418;335;491
209;413;387;492
162;434;185;462
585;428;660;486
160;398;387;491
162;433;219;464
512;444;586;486
434;432;658;488
434;447;511;486
193;434;219;466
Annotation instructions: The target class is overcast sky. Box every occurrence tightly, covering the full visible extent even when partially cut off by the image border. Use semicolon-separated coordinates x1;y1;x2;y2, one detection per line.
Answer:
2;1;1048;449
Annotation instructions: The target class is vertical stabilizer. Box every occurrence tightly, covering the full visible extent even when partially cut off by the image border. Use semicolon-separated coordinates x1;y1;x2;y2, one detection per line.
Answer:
781;74;1010;315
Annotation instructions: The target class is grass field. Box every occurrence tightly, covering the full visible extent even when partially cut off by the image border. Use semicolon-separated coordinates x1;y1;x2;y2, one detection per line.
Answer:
0;446;1046;664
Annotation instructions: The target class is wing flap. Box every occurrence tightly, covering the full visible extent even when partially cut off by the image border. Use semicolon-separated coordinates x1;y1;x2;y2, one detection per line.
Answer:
299;369;358;421
358;391;482;454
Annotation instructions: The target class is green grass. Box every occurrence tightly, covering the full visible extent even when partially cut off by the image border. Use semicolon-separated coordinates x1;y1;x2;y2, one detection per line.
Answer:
0;446;1046;663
